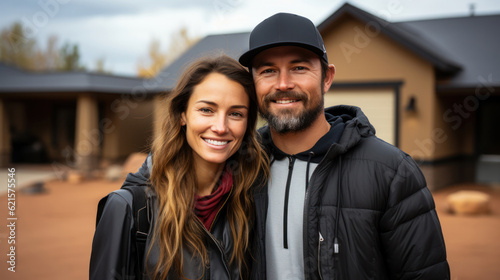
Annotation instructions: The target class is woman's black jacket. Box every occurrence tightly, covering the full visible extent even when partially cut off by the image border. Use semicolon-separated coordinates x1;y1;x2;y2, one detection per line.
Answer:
89;156;247;279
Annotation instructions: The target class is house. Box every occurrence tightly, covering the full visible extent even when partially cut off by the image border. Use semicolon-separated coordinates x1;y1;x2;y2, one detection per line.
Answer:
1;3;498;189
0;63;159;176
153;3;500;189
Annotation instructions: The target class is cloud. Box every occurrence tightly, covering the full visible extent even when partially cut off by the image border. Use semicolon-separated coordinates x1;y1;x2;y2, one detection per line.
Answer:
2;0;500;76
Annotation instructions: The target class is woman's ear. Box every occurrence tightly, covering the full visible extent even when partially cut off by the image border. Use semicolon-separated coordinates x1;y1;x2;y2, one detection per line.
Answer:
180;112;187;126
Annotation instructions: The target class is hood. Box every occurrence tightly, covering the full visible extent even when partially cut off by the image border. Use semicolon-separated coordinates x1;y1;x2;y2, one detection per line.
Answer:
324;105;376;150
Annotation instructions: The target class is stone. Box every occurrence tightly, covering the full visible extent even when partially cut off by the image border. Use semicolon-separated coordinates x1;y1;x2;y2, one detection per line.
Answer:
67;170;84;184
447;190;491;215
105;164;124;181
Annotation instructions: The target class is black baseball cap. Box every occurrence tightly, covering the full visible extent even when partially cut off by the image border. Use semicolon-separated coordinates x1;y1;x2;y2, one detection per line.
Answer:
239;12;328;67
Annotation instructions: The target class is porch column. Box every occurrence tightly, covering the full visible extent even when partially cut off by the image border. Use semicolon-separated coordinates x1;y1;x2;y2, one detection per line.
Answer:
0;98;11;167
153;94;164;140
75;94;100;176
101;102;120;162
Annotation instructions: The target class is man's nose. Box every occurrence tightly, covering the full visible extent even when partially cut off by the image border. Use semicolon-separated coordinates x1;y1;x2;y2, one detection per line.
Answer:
277;72;295;91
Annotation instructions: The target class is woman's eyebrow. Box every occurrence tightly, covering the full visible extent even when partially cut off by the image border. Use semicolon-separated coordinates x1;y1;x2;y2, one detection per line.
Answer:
195;100;248;110
195;100;217;106
230;105;249;110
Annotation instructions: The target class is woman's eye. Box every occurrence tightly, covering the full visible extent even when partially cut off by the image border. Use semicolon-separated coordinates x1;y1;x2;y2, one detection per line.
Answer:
198;108;213;113
230;111;244;118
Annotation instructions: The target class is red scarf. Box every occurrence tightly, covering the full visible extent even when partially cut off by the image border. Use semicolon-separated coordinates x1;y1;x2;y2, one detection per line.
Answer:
194;168;233;230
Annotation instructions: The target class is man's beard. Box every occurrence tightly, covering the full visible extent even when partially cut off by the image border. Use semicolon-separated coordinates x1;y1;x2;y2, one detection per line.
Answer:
259;90;324;134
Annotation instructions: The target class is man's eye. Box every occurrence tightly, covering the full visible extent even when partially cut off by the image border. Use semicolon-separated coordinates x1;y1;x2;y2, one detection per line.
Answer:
294;66;307;71
260;69;275;74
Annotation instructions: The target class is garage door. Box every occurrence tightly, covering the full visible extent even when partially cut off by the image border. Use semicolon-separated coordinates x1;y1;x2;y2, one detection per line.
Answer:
324;88;396;145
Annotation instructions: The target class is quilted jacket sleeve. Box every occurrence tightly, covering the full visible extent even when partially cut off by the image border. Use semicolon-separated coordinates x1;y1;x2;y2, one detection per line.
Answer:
380;155;450;280
89;190;135;280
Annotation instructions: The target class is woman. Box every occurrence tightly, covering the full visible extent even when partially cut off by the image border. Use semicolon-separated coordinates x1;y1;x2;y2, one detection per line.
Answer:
90;55;268;280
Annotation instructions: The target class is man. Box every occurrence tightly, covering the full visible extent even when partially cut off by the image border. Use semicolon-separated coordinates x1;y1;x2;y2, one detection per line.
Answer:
239;13;450;279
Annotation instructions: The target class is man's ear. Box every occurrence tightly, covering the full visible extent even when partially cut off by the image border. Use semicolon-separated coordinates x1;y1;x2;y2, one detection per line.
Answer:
323;64;336;93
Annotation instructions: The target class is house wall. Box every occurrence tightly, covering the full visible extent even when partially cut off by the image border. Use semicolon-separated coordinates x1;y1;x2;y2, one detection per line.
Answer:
5;98;75;165
0;98;10;166
436;95;476;156
102;97;154;163
1;92;153;175
321;15;437;161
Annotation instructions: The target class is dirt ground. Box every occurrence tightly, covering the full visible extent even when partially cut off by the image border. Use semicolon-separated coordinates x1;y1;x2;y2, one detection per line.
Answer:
1;177;499;280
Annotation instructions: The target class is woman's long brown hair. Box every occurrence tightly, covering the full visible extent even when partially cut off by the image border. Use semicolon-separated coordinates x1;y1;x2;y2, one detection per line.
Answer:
148;55;269;279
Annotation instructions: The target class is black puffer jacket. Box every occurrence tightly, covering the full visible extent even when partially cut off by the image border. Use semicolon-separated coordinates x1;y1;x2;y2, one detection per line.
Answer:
90;157;246;280
251;105;450;279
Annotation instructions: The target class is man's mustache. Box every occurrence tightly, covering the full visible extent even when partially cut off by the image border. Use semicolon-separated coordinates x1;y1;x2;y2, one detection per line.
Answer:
263;91;308;104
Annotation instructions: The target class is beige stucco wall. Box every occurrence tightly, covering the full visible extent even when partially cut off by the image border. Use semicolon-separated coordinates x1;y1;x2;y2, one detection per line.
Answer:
321;15;439;161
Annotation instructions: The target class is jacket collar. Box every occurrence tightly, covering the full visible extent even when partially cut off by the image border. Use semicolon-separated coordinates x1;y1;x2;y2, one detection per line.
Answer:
258;105;375;160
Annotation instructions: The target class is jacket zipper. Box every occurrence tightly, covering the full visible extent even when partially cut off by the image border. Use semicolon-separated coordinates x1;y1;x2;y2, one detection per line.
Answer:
209;187;233;231
302;145;340;280
283;156;295;249
196;219;231;278
196;187;233;279
318;232;324;280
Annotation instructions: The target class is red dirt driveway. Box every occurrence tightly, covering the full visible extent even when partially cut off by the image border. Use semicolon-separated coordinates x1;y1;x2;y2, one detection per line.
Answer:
1;178;499;280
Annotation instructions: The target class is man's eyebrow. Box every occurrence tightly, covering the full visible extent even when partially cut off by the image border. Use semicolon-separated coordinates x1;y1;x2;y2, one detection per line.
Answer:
290;57;314;65
253;61;275;69
253;57;314;69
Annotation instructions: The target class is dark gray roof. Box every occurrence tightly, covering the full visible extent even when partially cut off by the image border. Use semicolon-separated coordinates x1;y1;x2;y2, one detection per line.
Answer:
318;3;462;75
0;63;153;94
157;32;250;90
0;63;24;75
395;15;500;89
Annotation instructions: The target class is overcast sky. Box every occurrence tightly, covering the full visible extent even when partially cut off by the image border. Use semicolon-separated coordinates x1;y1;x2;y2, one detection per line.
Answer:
2;0;500;76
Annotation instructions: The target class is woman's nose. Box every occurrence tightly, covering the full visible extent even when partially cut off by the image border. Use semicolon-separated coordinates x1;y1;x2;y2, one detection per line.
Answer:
211;115;228;134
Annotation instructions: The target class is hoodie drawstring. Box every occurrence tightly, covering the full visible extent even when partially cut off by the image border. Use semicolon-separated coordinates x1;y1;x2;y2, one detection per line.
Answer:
334;155;342;254
283;156;295;249
305;151;315;190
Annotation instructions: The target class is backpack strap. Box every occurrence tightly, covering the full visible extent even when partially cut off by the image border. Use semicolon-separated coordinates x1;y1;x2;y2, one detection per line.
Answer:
122;184;150;272
122;154;153;277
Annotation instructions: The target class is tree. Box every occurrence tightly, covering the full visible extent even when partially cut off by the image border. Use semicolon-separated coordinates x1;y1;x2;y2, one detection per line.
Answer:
0;21;86;71
94;58;111;74
0;22;37;70
136;39;167;78
33;35;60;71
137;27;199;78
59;42;85;71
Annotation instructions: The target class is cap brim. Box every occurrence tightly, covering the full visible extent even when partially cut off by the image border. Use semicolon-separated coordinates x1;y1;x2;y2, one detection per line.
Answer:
239;42;326;67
